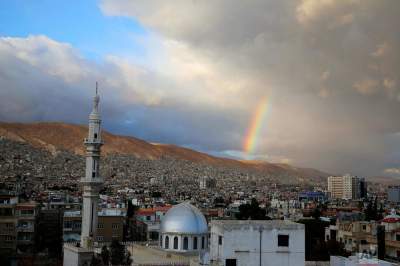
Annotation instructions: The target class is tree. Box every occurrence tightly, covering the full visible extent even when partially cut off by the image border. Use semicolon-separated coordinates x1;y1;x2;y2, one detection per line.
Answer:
110;240;131;266
90;254;102;266
236;198;270;220
101;245;110;266
364;197;380;221
127;200;137;218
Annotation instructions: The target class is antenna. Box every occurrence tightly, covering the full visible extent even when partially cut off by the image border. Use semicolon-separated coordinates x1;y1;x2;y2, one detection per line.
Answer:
95;81;98;95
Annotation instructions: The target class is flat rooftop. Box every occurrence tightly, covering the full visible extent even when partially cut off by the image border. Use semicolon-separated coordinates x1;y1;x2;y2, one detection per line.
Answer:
64;209;126;217
210;220;304;230
126;244;195;266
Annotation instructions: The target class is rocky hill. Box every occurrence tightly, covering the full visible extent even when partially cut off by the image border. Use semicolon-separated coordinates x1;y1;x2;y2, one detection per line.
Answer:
0;122;330;184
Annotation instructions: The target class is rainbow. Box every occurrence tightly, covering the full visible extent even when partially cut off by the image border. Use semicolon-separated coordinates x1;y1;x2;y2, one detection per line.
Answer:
243;97;269;156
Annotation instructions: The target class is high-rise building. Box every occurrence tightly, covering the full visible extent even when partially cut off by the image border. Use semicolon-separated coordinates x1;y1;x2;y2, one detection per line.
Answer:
358;178;367;199
388;186;400;203
328;174;359;200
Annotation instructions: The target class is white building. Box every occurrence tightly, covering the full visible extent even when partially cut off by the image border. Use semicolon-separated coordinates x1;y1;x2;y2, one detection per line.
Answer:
328;174;359;200
160;202;208;253
209;220;305;266
330;254;394;266
199;176;217;190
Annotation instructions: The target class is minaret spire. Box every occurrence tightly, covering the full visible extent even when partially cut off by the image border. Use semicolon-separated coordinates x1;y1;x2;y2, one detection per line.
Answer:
81;82;104;249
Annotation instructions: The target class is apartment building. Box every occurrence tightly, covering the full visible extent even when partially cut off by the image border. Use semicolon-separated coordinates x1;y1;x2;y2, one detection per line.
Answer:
328;174;360;200
63;208;126;243
0;194;39;257
0;194;18;257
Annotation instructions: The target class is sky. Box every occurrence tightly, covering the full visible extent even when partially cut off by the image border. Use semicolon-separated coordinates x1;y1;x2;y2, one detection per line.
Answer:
0;0;400;177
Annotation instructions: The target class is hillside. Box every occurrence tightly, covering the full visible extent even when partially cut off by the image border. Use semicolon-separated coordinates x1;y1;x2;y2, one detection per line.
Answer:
0;122;330;182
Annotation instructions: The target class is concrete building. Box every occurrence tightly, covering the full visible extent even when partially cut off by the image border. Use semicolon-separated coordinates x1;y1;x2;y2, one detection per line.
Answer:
15;201;39;254
133;205;171;240
328;174;359;200
298;191;327;202
209;220;305;266
63;209;126;243
388;186;400;203
325;221;377;254
200;176;217;190
160;202;208;253
0;194;39;258
0;194;18;258
330;254;395;266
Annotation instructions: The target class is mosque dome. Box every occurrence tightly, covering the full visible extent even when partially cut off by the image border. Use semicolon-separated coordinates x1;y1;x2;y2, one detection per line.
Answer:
161;202;208;234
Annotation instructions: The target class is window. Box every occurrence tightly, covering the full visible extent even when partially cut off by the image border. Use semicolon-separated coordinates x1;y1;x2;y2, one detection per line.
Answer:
361;240;367;245
278;234;289;247
218;235;223;245
396;234;400;241
97;223;104;229
5;235;14;241
226;259;237;266
73;222;81;229
146;216;151;221
96;236;104;241
64;221;72;229
183;237;188;250
363;225;367;231
0;208;13;216
193;237;198;250
202;236;205;249
20;209;34;216
94;133;97;139
112;223;119;229
5;223;13;228
165;236;169;249
173;236;178;250
160;237;163;247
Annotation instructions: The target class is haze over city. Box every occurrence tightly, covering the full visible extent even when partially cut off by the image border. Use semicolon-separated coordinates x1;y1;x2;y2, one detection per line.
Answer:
1;0;400;177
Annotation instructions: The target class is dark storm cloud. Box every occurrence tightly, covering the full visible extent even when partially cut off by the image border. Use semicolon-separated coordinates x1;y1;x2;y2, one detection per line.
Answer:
98;0;400;176
1;0;400;177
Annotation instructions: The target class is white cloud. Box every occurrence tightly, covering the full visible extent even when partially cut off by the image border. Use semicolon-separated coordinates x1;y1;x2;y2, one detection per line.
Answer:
353;79;379;95
384;168;400;175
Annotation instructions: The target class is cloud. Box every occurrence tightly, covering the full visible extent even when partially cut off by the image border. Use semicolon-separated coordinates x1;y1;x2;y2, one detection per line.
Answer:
353;79;379;95
96;0;400;176
2;0;400;177
384;168;400;175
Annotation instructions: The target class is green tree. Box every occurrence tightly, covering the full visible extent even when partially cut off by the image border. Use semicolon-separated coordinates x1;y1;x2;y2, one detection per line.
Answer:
101;245;110;266
110;240;131;266
236;198;270;220
90;254;103;266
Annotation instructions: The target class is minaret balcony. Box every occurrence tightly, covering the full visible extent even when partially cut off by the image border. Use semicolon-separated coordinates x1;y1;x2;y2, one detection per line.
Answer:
80;178;103;186
84;138;104;145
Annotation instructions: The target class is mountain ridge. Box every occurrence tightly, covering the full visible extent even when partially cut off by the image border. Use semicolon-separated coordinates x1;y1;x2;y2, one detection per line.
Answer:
0;121;330;181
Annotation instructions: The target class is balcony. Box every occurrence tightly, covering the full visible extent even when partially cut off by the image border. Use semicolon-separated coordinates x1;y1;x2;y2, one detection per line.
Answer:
16;225;34;232
385;239;400;249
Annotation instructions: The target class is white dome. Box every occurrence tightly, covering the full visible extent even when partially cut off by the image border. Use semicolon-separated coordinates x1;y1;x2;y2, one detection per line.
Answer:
161;202;208;234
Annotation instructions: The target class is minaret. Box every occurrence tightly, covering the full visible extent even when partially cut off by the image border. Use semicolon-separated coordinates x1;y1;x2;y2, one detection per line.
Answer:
81;82;103;248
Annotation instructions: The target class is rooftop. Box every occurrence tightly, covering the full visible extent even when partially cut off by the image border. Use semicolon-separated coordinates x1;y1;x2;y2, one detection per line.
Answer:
210;220;305;231
64;208;126;217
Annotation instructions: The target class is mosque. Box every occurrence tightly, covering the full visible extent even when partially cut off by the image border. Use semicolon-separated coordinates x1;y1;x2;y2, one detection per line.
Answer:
159;202;208;252
63;84;305;266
